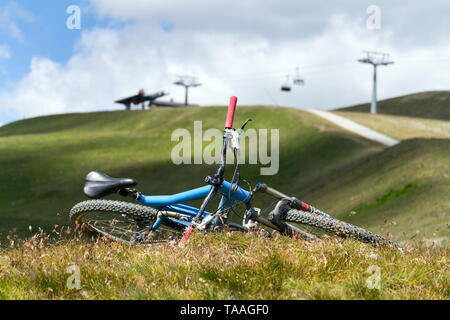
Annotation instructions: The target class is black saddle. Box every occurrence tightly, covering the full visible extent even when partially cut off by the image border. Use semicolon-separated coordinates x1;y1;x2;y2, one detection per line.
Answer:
83;171;137;199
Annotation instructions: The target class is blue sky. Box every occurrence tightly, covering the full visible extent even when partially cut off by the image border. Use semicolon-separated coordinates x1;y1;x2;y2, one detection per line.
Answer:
2;1;83;82
0;0;115;123
1;1;450;126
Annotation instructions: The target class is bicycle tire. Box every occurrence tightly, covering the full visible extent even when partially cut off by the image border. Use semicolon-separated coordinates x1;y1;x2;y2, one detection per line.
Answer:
281;208;400;249
70;200;183;245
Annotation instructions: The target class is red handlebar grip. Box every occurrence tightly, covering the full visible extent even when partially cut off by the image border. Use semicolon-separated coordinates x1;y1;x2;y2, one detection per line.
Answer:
225;96;238;129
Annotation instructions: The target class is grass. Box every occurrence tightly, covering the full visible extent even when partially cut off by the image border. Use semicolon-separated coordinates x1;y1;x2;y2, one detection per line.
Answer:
354;183;419;213
0;232;448;300
338;91;450;120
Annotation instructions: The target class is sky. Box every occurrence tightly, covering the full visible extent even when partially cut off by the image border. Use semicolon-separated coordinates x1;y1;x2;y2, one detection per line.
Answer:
0;0;450;125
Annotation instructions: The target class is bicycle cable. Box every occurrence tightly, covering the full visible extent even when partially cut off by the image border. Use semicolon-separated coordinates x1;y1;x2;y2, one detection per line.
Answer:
228;148;240;201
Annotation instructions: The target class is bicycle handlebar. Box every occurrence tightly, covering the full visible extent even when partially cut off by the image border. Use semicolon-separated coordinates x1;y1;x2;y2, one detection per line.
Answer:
225;96;238;129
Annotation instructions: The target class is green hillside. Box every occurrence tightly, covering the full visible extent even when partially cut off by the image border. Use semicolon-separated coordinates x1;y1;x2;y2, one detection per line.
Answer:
0;106;377;240
0;104;448;244
338;91;450;120
297;138;450;242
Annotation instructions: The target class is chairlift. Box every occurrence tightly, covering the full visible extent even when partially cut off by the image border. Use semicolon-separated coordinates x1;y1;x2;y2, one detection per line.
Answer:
293;67;305;86
280;75;292;92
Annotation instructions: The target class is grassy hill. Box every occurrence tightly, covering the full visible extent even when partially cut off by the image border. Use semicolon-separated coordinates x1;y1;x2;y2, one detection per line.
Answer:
0;106;379;240
0;104;448;244
297;138;450;242
338;91;450;120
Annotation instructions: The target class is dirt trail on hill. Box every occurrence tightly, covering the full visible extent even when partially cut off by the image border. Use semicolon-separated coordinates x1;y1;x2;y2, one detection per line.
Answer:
306;109;400;147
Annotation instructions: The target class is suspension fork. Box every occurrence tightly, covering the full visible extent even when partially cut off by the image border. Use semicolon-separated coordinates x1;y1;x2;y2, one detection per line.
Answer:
268;198;317;240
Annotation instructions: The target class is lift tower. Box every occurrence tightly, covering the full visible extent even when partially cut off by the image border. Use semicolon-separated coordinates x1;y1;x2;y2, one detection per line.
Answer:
358;51;394;114
173;75;202;106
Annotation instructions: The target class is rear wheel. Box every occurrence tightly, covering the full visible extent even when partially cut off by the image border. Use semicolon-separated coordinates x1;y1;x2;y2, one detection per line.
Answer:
281;209;400;249
69;200;184;245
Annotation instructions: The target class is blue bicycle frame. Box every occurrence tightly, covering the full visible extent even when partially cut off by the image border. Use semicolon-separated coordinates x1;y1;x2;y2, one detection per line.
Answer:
137;180;252;230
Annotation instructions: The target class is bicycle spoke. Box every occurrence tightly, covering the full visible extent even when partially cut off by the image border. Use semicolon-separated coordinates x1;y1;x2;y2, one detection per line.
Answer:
81;210;182;244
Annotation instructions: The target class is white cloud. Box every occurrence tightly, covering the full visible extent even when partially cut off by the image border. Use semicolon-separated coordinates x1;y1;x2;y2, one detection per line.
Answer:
90;0;450;47
0;45;11;59
0;2;33;42
2;1;450;120
8;22;25;42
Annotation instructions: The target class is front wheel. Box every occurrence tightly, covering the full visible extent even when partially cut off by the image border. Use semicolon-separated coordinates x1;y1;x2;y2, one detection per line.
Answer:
281;209;400;249
69;200;184;245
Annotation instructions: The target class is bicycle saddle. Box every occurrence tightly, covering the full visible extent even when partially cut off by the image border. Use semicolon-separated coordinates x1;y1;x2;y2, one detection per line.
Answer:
83;171;137;199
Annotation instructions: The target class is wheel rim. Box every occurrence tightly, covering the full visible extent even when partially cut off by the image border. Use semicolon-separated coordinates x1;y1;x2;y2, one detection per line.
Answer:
80;211;182;245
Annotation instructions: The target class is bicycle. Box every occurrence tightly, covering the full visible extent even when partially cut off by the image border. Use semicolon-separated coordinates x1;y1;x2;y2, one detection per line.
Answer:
69;96;400;249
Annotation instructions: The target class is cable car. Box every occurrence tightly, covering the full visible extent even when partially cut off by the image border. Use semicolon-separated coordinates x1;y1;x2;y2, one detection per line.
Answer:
280;75;292;92
293;67;305;86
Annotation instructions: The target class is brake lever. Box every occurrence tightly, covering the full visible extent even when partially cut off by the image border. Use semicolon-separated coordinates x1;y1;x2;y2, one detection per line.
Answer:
239;119;252;132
